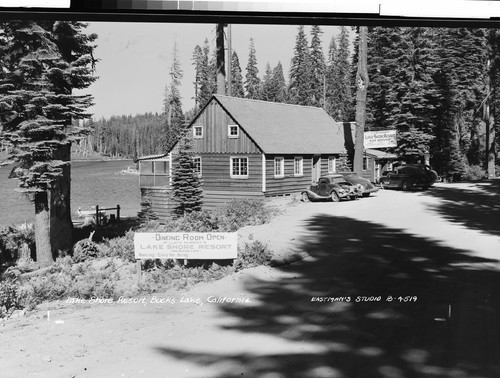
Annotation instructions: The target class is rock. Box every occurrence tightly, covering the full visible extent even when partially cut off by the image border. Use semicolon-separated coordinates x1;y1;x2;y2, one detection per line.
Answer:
42;355;52;362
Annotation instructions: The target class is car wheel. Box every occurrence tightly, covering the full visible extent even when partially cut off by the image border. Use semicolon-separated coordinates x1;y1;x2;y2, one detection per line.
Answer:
301;192;310;202
362;193;370;197
402;182;410;191
330;191;340;202
349;196;357;201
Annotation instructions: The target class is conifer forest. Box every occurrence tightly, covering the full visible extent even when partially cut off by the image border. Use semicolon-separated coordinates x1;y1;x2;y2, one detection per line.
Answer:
76;25;499;180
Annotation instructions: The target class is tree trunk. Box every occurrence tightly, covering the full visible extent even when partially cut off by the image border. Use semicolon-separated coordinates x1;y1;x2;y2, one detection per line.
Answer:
216;23;226;95
34;191;54;267
486;52;496;179
353;26;369;174
50;142;73;255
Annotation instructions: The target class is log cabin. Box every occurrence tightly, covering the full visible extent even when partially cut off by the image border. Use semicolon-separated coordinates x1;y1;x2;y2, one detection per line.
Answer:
138;95;350;218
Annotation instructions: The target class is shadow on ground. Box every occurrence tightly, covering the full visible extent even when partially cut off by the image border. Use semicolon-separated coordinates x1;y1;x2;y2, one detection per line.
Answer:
154;215;500;378
425;179;500;237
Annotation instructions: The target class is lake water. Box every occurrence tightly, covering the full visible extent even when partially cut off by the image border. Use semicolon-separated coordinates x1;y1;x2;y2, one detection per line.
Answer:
0;160;141;226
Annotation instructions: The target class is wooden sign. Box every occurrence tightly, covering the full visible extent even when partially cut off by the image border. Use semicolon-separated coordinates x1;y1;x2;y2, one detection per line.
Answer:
133;232;238;260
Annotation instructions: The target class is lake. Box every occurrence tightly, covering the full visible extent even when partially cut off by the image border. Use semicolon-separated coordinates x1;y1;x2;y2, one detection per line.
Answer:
0;160;141;226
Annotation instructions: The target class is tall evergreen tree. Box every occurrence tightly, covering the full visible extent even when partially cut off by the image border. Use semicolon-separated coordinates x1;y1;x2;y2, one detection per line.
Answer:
325;26;353;121
230;50;245;98
197;38;214;109
162;42;184;151
192;44;203;111
325;35;338;118
289;25;311;105
171;135;203;216
270;62;287;103
260;62;273;101
0;20;96;266
245;38;260;99
309;25;326;107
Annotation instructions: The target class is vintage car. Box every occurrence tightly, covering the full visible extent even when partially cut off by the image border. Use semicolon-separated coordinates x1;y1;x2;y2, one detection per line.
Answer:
301;174;359;202
339;172;379;197
379;164;439;190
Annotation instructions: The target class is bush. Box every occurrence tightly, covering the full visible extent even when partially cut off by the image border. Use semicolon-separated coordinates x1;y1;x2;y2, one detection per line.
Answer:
72;239;101;263
0;278;22;318
235;240;272;270
0;223;35;264
463;165;486;181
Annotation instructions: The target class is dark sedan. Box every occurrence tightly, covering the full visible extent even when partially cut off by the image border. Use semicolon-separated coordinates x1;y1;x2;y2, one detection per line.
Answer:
339;172;379;197
379;164;438;190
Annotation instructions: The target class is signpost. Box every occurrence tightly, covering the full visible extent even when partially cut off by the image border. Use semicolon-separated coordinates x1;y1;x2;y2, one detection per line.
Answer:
364;130;397;149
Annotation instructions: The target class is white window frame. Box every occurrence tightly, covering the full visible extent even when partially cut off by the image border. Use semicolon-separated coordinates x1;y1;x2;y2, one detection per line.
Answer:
328;156;336;173
193;125;203;138
294;156;303;177
193;156;202;177
228;124;239;138
274;157;285;178
230;156;249;178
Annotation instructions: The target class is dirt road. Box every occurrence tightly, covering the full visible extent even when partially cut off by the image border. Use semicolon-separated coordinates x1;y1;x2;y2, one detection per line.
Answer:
2;182;500;377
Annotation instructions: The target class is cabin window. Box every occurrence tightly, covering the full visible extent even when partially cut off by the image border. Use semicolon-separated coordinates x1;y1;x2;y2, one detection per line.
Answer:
228;124;239;138
230;157;248;178
294;157;303;176
274;157;284;178
363;157;368;171
193;125;203;138
154;161;168;174
193;156;202;177
328;156;336;173
141;161;153;174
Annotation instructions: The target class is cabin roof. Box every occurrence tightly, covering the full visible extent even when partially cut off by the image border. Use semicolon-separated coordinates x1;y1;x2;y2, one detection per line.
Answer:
212;95;347;154
136;153;169;161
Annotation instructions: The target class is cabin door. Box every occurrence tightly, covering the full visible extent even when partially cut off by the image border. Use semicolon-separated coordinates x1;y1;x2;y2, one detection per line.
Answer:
312;156;321;184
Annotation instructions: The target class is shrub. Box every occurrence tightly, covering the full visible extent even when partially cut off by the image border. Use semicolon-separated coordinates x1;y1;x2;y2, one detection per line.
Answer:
0;278;22;317
72;239;101;263
235;240;272;270
0;223;35;264
463;165;487;181
99;230;136;262
137;198;158;224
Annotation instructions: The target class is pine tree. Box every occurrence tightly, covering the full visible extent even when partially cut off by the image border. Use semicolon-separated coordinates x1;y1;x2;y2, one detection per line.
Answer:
335;26;353;121
0;20;96;266
162;41;184;151
289;25;311;105
260;62;273;101
171;136;203;216
325;26;353;121
192;44;203;111
270;62;287;103
245;38;260;99
197;38;214;108
309;25;326;107
230;50;245;98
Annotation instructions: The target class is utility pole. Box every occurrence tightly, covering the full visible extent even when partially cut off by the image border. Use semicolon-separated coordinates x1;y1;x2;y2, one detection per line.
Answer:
353;26;369;174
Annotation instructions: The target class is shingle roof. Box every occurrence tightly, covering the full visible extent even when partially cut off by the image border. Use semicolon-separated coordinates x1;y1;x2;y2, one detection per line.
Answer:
214;95;346;154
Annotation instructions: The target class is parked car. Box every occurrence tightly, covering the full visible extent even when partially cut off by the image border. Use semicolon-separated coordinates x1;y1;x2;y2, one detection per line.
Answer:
379;164;438;190
301;174;360;202
339;172;379;197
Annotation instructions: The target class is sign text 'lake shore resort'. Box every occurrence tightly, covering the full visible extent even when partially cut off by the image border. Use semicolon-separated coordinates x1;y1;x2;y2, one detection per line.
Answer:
134;232;238;260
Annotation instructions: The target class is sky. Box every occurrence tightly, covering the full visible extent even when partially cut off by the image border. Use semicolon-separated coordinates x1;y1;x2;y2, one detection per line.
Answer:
78;22;345;120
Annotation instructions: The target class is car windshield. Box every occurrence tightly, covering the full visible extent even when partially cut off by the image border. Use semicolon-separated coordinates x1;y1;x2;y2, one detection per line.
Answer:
331;177;348;184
